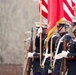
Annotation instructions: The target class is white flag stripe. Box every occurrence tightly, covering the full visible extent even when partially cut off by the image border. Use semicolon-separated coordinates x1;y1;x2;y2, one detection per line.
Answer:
72;0;76;3
67;0;73;8
44;0;48;4
63;3;74;18
42;5;48;13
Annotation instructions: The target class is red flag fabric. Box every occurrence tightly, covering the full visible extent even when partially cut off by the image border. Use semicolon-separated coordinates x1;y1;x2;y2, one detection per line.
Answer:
46;0;64;42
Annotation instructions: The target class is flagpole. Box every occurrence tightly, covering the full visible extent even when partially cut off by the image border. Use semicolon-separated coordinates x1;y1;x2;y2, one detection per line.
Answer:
50;37;53;69
39;0;43;68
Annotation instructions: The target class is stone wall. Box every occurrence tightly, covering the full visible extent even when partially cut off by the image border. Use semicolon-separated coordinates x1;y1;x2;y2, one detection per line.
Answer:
0;0;39;64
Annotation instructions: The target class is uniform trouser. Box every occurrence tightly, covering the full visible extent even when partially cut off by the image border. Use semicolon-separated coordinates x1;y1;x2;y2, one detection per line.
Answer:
67;61;76;75
53;59;61;75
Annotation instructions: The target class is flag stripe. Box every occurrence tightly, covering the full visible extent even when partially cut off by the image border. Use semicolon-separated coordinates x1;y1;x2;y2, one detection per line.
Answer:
39;0;48;18
40;0;75;20
42;10;48;18
42;4;48;13
63;3;74;21
63;0;74;15
64;10;72;22
42;0;48;18
71;0;75;7
42;0;48;9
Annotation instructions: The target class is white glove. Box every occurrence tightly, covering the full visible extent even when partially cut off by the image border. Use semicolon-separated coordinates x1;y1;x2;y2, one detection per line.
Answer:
55;51;69;59
37;27;42;36
62;51;69;58
48;69;52;73
28;52;34;58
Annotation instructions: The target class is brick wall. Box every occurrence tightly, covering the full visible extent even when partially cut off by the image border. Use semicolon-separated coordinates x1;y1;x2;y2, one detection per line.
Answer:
0;64;22;75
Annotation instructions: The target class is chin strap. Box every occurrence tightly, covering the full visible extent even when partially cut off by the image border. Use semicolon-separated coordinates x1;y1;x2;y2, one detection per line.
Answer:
57;25;65;33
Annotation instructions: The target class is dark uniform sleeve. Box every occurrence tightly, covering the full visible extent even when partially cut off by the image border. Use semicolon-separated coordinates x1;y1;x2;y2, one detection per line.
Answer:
63;34;72;51
66;38;76;75
52;35;58;52
67;53;76;59
35;36;40;50
67;39;76;59
48;35;58;53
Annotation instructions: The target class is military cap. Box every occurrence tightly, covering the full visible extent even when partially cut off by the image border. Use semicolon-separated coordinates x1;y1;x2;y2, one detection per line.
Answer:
57;20;70;28
71;17;76;26
35;22;47;30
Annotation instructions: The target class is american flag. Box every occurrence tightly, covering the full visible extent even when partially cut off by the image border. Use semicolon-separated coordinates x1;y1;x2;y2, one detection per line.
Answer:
41;0;75;22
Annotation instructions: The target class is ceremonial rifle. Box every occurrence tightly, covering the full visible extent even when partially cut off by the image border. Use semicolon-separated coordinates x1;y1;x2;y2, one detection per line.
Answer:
63;39;67;75
59;39;67;75
25;27;33;75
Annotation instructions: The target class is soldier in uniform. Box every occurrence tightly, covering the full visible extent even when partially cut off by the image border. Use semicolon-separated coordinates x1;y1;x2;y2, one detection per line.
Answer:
33;22;58;75
52;21;72;75
55;17;76;75
66;17;76;75
33;23;49;75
